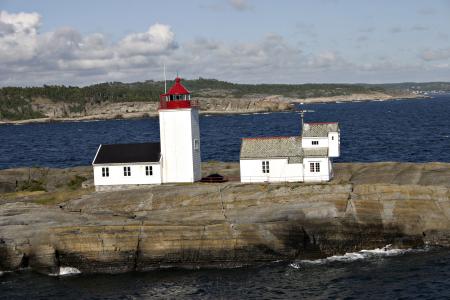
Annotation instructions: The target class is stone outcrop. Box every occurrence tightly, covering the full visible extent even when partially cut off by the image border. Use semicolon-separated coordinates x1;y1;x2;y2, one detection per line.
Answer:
1;162;450;274
2;96;292;124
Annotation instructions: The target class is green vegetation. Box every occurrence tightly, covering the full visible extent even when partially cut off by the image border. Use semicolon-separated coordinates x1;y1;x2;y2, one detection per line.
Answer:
67;175;87;190
19;179;46;192
1;78;450;121
0;97;45;120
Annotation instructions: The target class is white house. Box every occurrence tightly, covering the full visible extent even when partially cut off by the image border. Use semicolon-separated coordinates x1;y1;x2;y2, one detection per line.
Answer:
92;77;201;191
239;122;340;183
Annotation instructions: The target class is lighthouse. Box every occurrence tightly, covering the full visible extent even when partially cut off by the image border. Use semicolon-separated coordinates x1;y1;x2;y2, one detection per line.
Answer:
91;77;201;190
159;77;202;183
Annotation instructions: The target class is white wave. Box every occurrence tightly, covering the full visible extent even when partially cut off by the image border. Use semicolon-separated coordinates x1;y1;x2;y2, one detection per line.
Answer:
49;266;81;276
291;245;417;268
59;266;81;276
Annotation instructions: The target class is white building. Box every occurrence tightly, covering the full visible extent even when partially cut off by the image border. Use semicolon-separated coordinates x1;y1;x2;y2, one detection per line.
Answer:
239;122;340;183
92;78;201;191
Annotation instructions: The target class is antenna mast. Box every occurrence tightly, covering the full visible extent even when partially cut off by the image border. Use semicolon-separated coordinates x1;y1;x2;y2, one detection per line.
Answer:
296;108;315;130
163;63;167;93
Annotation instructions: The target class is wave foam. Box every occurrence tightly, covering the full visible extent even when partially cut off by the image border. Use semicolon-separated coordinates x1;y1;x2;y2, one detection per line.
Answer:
50;266;81;276
290;245;418;268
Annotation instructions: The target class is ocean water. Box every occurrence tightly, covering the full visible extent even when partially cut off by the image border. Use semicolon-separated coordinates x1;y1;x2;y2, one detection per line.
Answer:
2;96;450;299
1;247;450;299
1;95;450;169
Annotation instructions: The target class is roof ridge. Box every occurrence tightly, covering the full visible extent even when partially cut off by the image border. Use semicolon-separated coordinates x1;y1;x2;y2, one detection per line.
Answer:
304;122;338;125
242;136;300;140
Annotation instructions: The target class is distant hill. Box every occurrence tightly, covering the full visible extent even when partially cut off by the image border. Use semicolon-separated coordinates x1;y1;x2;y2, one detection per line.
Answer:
1;79;449;121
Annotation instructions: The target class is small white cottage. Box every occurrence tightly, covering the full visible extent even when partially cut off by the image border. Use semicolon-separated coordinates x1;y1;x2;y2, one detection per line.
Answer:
92;142;162;189
239;122;340;183
92;77;202;191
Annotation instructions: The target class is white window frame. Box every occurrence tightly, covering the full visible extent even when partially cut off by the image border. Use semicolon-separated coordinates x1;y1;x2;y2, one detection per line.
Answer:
145;165;153;176
102;167;109;177
262;161;270;174
309;162;321;173
123;166;131;177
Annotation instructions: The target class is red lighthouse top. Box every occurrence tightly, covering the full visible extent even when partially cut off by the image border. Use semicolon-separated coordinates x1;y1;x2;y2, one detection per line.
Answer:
160;77;198;109
166;77;190;95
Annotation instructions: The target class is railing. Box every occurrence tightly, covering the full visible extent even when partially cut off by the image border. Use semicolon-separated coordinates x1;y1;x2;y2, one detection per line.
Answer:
159;98;200;109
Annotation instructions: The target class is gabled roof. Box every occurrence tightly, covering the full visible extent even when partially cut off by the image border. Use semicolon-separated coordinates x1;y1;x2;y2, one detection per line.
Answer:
302;122;339;137
93;142;161;165
163;77;190;96
240;136;303;160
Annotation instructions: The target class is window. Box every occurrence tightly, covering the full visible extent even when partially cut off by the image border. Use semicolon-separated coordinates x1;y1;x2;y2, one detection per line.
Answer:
312;140;319;145
310;162;321;172
194;139;200;151
145;166;153;176
123;166;131;176
102;167;109;177
262;161;270;173
332;136;334;140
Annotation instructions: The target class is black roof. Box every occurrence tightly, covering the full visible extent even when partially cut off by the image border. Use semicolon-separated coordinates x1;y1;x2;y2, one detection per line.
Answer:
93;142;161;164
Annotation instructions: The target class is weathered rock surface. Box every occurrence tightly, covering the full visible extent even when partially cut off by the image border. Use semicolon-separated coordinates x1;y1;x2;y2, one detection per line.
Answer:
1;97;293;124
1;162;450;274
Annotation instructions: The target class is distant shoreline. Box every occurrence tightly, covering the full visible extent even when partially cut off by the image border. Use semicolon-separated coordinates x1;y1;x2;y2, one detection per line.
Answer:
0;93;427;125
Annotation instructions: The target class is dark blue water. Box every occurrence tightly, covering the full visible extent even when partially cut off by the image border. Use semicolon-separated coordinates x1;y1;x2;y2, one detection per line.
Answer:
1;96;450;169
1;248;450;299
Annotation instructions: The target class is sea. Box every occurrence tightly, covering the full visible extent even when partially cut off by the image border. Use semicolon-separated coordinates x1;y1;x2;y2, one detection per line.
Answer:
1;95;450;299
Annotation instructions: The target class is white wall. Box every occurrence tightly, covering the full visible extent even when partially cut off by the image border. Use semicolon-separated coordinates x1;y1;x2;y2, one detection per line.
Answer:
328;132;340;157
93;163;162;186
302;137;328;148
303;157;331;182
240;159;303;183
159;108;201;183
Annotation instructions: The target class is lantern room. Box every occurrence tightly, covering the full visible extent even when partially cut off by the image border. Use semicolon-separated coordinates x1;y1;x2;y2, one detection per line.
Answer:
160;77;197;109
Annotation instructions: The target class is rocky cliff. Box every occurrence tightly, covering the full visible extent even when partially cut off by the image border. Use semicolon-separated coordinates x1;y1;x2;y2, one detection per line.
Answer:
1;162;450;274
6;96;292;124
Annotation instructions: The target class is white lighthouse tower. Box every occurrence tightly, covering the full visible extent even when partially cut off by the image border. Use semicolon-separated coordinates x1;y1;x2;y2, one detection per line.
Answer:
159;77;202;183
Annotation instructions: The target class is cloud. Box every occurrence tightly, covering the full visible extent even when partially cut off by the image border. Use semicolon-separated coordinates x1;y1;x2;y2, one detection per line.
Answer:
388;25;429;34
411;25;429;31
118;23;177;56
418;7;436;15
1;9;450;86
228;0;251;11
356;35;369;43
420;48;450;61
294;22;317;38
389;26;403;34
0;10;179;85
359;27;375;33
0;10;40;63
